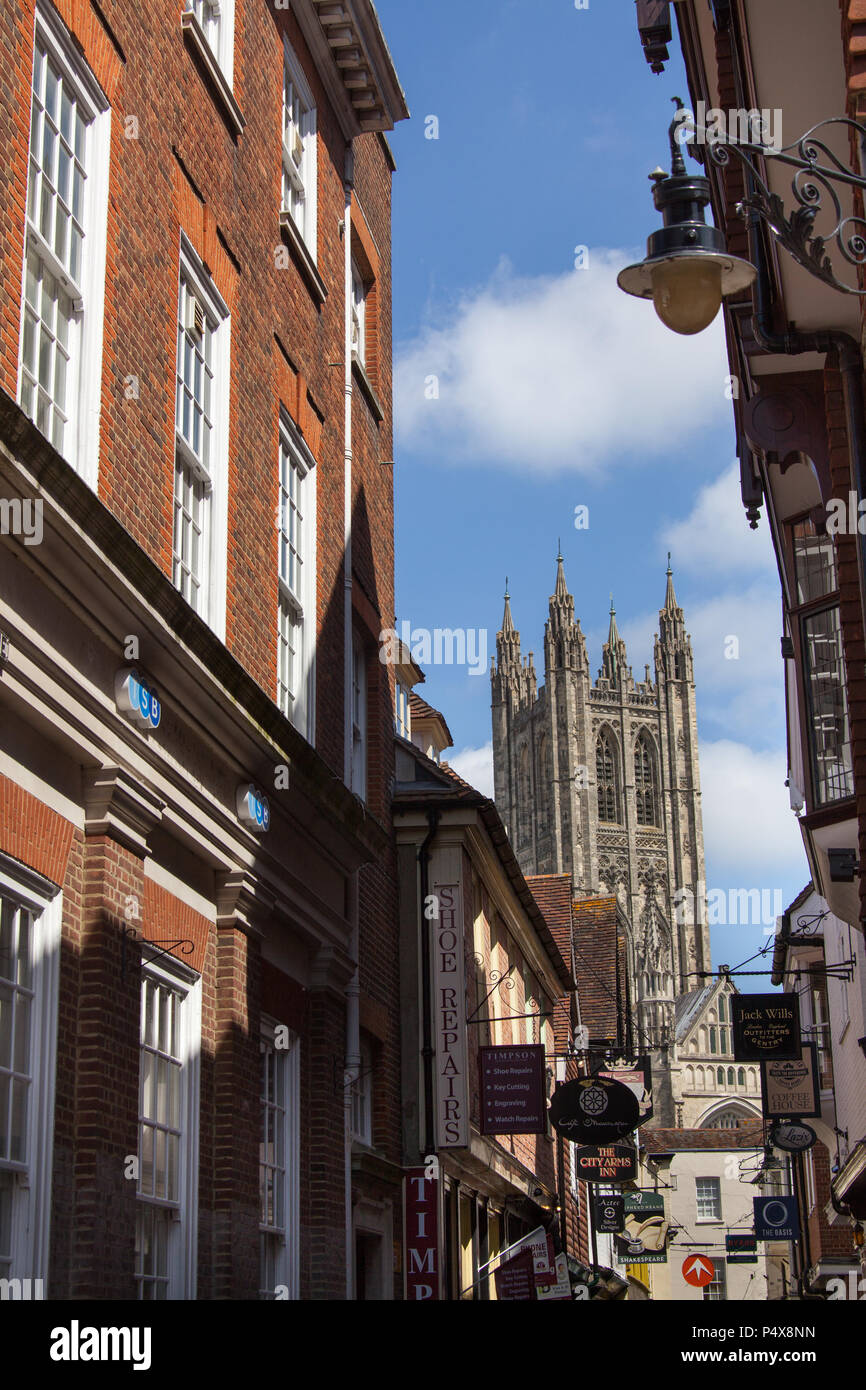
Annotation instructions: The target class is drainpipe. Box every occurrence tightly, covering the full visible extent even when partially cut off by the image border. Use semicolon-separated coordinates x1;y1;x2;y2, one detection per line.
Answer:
418;810;440;1160
743;182;866;643
342;142;359;1302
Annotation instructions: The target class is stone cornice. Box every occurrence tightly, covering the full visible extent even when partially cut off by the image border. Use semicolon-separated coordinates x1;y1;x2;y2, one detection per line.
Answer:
83;766;164;858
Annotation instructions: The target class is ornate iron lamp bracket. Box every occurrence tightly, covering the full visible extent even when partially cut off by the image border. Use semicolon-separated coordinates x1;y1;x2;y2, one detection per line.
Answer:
708;118;866;292
684;112;866;294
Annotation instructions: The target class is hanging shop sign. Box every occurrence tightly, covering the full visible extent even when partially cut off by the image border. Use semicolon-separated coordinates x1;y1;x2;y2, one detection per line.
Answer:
548;1075;640;1145
512;1228;556;1285
615;1192;668;1263
598;1055;654;1124
761;1044;821;1119
771;1121;817;1154
494;1249;536;1301
726;1234;758;1265
431;872;470;1147
731;992;801;1061
479;1044;547;1135
536;1251;572;1301
403;1167;439;1300
594;1193;625;1234
236;784;270;832
754;1195;800;1242
573;1143;637;1183
115;668;161;730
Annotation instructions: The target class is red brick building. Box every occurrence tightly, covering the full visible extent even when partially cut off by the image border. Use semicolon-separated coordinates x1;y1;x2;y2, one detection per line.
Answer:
0;0;407;1299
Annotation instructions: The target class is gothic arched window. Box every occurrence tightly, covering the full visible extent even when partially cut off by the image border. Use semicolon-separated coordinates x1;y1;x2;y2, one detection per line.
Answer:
596;730;620;823
634;733;657;826
518;745;531;846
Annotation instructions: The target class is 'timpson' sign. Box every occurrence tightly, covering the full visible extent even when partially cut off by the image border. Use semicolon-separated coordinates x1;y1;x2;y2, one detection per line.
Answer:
404;1168;439;1300
432;873;469;1147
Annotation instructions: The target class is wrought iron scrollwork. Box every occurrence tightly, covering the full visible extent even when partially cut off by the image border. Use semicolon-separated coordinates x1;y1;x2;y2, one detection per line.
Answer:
691;115;866;295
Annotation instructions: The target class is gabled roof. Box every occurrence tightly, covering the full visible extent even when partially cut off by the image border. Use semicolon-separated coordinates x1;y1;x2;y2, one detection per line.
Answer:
642;1125;765;1154
409;693;453;749
674;984;716;1040
393;743;573;991
571;896;623;1043
526;875;575;1052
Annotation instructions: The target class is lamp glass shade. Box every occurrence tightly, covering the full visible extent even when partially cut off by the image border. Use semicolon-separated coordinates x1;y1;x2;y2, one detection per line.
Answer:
651;257;723;335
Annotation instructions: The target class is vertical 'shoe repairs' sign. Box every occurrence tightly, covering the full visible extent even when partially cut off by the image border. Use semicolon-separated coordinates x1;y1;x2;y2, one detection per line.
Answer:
432;855;469;1147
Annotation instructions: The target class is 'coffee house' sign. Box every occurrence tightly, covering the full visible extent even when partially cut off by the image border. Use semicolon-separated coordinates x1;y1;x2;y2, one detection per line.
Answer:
731;992;801;1061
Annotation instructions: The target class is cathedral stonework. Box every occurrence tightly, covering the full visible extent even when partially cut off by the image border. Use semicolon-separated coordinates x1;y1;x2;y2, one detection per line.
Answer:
491;555;712;1071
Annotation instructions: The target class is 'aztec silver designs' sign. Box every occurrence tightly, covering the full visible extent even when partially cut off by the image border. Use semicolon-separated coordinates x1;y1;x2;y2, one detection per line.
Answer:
432;869;469;1147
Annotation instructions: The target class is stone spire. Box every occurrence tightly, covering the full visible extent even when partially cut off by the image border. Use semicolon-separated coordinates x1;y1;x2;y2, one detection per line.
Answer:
600;596;631;686
496;578;521;669
656;555;692;678
544;547;587;673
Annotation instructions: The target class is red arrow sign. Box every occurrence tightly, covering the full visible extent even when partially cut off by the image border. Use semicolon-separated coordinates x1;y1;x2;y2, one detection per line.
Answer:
682;1254;715;1288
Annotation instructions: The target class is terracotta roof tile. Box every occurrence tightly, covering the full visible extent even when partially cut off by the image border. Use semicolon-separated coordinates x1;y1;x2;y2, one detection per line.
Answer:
642;1125;766;1152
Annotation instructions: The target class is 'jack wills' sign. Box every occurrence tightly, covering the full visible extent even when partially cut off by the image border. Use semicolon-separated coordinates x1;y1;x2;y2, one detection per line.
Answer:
731;992;801;1061
432;866;469;1147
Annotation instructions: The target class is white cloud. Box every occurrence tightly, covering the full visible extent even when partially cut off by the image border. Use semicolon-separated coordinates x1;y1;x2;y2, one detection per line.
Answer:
699;740;807;886
661;463;776;577
395;252;730;472
618;580;784;747
448;743;494;798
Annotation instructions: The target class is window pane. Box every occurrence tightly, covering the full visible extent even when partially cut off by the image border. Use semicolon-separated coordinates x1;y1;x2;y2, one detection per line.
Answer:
802;606;854;804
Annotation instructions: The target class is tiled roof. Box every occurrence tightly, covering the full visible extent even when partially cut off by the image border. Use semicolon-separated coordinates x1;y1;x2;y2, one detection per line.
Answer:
674;984;715;1040
392;743;573;990
526;875;575;1052
642;1125;766;1153
409;693;453;747
571;896;622;1043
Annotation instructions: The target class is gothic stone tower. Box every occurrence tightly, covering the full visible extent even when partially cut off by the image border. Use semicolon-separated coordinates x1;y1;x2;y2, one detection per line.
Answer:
491;555;710;1053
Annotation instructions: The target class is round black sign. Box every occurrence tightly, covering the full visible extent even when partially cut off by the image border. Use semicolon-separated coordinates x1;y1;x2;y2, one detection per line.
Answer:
548;1076;641;1144
771;1121;817;1153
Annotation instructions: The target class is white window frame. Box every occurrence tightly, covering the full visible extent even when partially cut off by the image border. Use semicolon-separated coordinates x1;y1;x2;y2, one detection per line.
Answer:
259;1017;300;1300
0;856;61;1289
351;260;367;366
135;956;201;1300
18;2;110;488
350;1035;373;1146
277;415;316;741
282;41;317;258
184;0;235;86
695;1175;721;1223
702;1257;727;1301
351;632;367;801
173;234;230;641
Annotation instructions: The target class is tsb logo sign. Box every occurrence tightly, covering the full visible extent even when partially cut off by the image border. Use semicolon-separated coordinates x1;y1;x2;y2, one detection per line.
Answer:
237;784;270;832
115;669;161;730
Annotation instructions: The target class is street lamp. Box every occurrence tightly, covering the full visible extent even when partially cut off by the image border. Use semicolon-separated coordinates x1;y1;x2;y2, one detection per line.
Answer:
617;99;756;334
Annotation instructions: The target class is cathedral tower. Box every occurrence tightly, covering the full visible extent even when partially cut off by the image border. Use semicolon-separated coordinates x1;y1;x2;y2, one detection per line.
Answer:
491;556;708;1054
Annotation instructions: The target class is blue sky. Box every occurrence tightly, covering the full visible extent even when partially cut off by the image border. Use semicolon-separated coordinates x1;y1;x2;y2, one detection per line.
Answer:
376;0;808;979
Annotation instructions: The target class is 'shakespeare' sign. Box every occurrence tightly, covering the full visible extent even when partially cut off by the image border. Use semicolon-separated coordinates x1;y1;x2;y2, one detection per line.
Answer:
731;992;801;1061
479;1045;547;1135
761;1044;821;1119
404;1168;439;1300
432;871;469;1147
